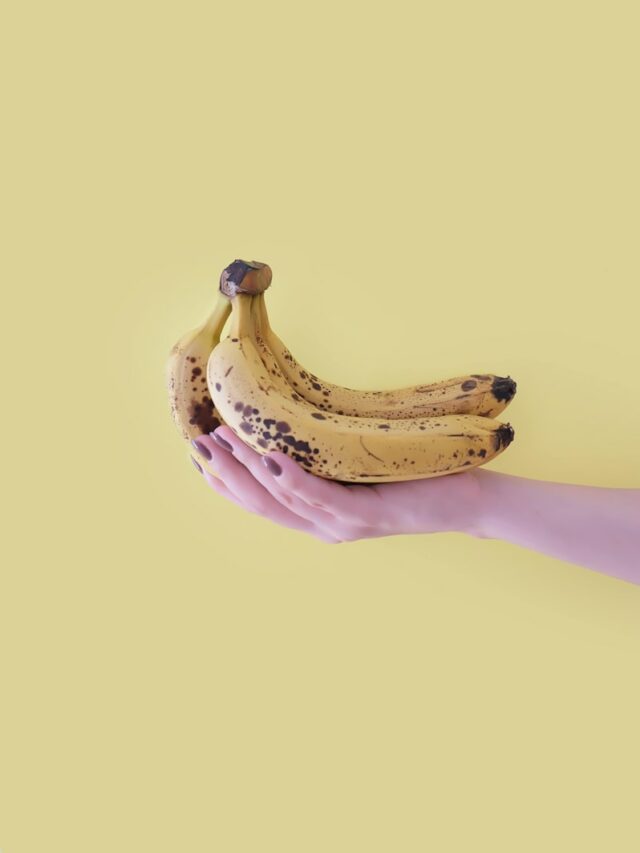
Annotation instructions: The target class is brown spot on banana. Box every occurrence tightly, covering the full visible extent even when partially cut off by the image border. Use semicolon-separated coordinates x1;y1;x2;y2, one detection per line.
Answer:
187;396;221;434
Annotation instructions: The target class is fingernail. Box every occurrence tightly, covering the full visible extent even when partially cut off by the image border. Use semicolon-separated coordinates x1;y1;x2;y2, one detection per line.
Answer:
262;455;282;476
191;438;212;461
191;456;203;474
210;431;233;452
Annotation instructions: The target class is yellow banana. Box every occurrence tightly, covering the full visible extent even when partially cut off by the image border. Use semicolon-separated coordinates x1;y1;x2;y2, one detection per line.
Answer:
254;292;516;418
207;292;515;483
166;291;231;475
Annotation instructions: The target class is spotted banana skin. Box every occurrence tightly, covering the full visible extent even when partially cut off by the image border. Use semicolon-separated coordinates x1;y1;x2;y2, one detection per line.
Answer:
254;294;516;419
207;293;515;483
166;293;231;474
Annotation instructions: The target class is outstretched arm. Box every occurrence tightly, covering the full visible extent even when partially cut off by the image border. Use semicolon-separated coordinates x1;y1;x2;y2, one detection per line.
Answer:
471;469;640;585
192;426;640;586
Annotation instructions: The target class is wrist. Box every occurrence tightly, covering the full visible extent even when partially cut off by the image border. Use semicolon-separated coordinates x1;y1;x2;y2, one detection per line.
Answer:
431;468;492;537
395;468;505;538
467;468;509;540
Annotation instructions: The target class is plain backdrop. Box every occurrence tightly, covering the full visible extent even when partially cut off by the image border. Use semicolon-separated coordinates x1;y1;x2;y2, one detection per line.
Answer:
1;1;639;851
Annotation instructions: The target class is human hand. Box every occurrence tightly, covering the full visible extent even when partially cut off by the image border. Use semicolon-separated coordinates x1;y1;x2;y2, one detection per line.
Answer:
190;425;484;544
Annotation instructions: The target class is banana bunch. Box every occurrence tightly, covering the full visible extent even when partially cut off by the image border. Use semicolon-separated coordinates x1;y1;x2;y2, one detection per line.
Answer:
199;259;516;484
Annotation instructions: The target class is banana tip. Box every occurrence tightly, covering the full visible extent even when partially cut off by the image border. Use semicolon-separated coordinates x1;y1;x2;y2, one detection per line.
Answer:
492;375;517;403
494;423;515;451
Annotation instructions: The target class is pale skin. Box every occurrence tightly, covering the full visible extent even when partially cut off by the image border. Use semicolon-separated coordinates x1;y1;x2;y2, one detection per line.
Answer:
190;426;640;587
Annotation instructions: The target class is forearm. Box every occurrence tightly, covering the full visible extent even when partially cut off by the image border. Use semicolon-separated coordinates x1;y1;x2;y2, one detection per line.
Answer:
470;470;640;585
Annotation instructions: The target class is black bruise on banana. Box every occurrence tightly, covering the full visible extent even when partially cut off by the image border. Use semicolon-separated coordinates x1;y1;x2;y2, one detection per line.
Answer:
187;394;221;434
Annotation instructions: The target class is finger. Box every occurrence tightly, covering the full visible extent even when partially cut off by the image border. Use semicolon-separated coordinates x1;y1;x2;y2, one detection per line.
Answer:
203;471;341;545
257;447;377;526
211;426;340;528
201;467;250;510
209;426;364;541
196;439;339;540
192;433;268;513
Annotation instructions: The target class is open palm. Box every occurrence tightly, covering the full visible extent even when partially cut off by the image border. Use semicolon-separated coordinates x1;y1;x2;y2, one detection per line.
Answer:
190;426;482;543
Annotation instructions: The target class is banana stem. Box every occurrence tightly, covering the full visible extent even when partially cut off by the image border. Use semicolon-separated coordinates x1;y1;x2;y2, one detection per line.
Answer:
254;293;271;335
204;292;232;338
229;293;257;339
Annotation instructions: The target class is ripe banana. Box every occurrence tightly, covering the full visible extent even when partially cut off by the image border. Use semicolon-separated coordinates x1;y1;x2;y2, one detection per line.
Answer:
255;293;516;419
166;291;232;475
207;291;515;483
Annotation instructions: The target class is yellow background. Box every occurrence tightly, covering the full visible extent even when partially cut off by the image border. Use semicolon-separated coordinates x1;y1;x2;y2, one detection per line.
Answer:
2;1;639;851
